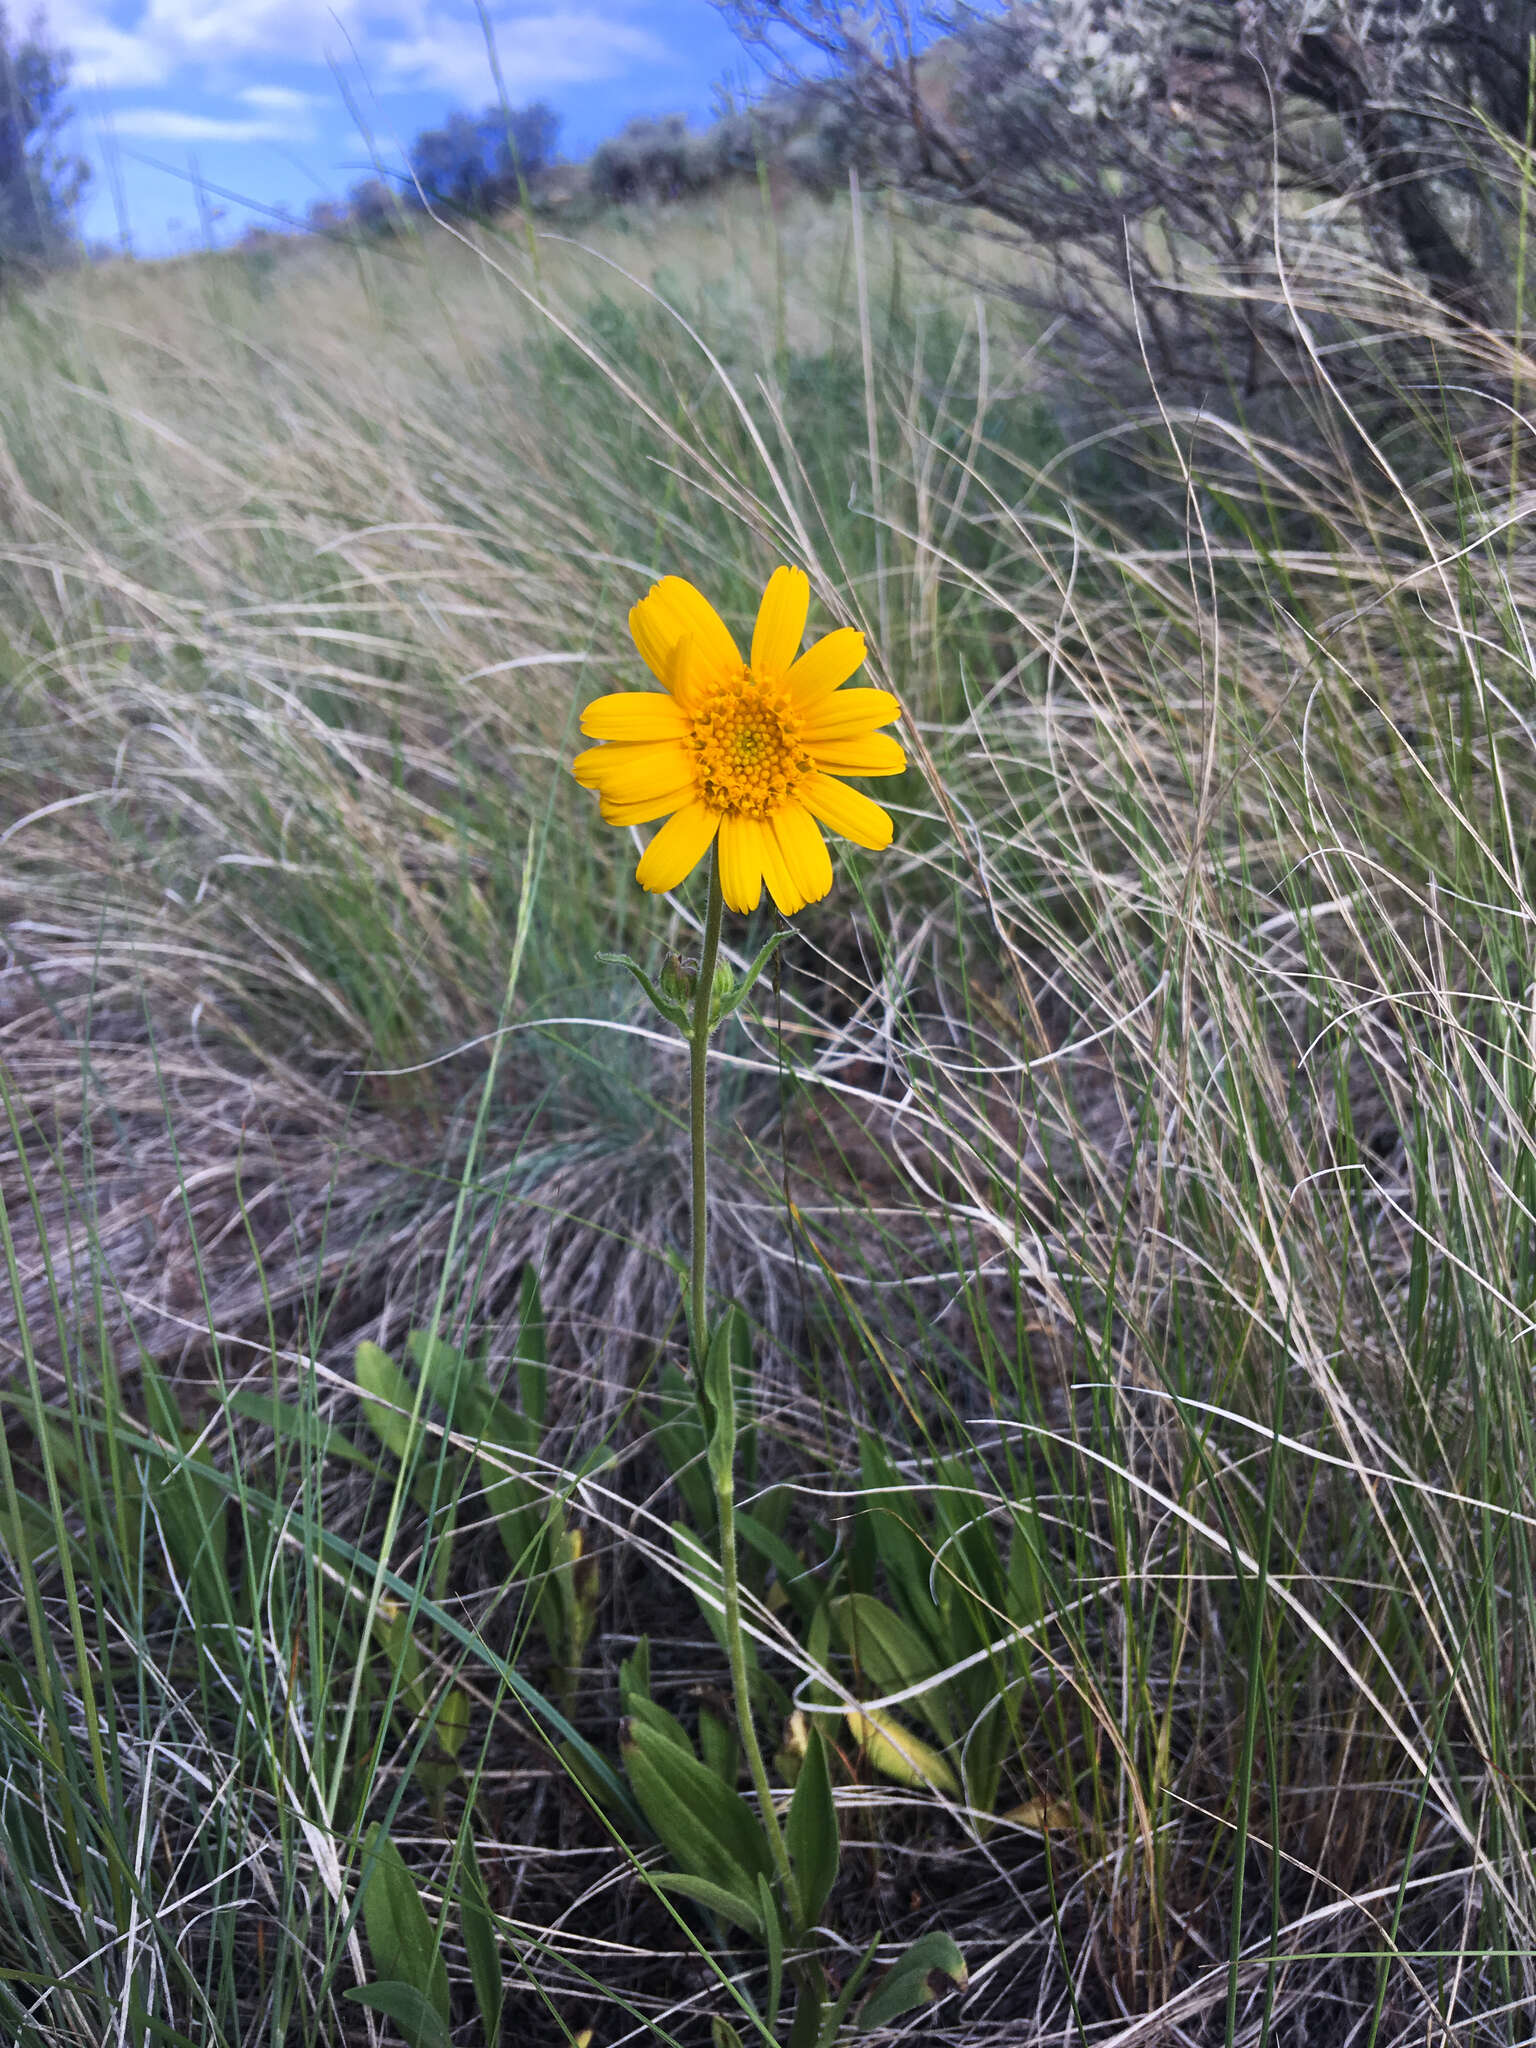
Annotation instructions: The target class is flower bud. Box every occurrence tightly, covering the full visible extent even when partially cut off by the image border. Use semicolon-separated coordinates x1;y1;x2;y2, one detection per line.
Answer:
659;951;698;1003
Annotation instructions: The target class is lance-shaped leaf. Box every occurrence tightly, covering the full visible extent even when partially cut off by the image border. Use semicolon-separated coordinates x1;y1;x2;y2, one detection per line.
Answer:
358;1826;450;2030
845;1708;960;1796
622;1717;773;1914
856;1931;967;2031
786;1723;838;1930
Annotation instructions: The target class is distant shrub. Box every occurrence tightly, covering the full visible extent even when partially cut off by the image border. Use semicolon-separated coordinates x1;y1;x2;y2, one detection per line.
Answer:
0;5;88;275
494;100;560;190
347;177;397;231
303;198;348;238
312;82;858;237
408;99;560;214
589;115;711;205
586;92;868;208
725;0;1536;402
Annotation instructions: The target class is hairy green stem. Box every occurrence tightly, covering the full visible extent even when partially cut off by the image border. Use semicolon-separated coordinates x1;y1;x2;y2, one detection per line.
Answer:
688;851;724;1370
716;1454;795;1908
687;848;796;1914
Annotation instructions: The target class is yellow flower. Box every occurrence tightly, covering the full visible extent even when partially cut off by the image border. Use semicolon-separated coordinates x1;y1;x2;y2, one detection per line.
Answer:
572;566;904;915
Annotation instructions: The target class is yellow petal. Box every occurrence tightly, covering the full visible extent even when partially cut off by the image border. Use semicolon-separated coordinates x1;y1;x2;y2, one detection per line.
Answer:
601;786;694;826
572;741;695;802
784;627;866;709
750;565;809;676
667;632;696;709
800;772;893;850
810;733;906;777
769;804;832;909
803;687;901;740
579;692;690;742
635;799;720;894
717;813;766;914
759;815;804;917
630;578;741;702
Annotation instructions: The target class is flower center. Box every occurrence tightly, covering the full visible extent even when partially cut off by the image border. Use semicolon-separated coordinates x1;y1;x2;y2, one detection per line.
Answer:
688;668;812;818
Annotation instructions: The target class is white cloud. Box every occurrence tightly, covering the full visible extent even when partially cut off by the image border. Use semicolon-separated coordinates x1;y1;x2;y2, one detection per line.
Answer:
49;3;170;88
380;11;667;96
51;1;365;89
140;0;368;63
55;3;672;107
238;84;326;113
108;107;316;141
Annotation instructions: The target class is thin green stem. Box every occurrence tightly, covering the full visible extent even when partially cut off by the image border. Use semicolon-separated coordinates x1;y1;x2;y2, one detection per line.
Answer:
716;1454;795;1910
686;848;797;1917
688;850;724;1369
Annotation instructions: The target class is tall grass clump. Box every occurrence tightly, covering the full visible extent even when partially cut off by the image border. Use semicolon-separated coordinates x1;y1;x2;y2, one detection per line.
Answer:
1;184;1536;2043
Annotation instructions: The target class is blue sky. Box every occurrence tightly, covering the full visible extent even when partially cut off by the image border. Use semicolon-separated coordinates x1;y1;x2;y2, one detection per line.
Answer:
54;0;757;252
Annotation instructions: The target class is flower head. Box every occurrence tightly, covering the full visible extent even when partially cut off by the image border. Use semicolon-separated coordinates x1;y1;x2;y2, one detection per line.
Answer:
573;567;904;914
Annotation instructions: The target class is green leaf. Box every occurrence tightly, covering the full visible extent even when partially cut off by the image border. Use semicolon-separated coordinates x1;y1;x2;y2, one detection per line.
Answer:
625;1695;695;1755
120;2011;203;2048
371;1599;428;1718
710;928;790;1028
698;1704;738;1787
84;1439;637;1823
622;1718;773;1897
832;1593;953;1745
712;2020;747;2048
408;1328;491;1434
804;1600;835;1704
857;1437;941;1650
735;1508;804;1586
558;1737;621;1813
139;1354;185;1442
702;1307;742;1485
736;1508;818;1622
355;1342;424;1466
930;1458;1007;1609
811;1935;881;2046
672;1523;753;1670
728;1305;756;1486
650;1363;714;1531
758;1869;784;2026
597;949;693;1031
786;1725;838;1930
433;1681;470;1762
458;1830;504;2048
925;1458;1006;1659
550;1522;598;1672
618;1635;651;1712
358;1825;450;2026
959;1693;1011;1819
343;1981;453;2048
856;1931;967;2031
0;1487;67;1569
138;1360;229;1623
648;1869;765;1936
411;1757;459;1800
1005;1514;1047;1627
514;1266;548;1426
477;1408;544;1577
228;1390;375;1468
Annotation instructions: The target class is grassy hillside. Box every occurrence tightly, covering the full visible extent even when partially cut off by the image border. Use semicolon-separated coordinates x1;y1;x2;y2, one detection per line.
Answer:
2;185;1536;2046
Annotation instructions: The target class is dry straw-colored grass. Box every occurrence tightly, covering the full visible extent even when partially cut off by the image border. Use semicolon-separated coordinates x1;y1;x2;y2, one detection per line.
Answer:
3;183;1536;2043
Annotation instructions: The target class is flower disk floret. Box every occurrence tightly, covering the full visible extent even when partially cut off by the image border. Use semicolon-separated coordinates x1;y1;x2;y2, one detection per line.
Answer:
692;670;813;818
